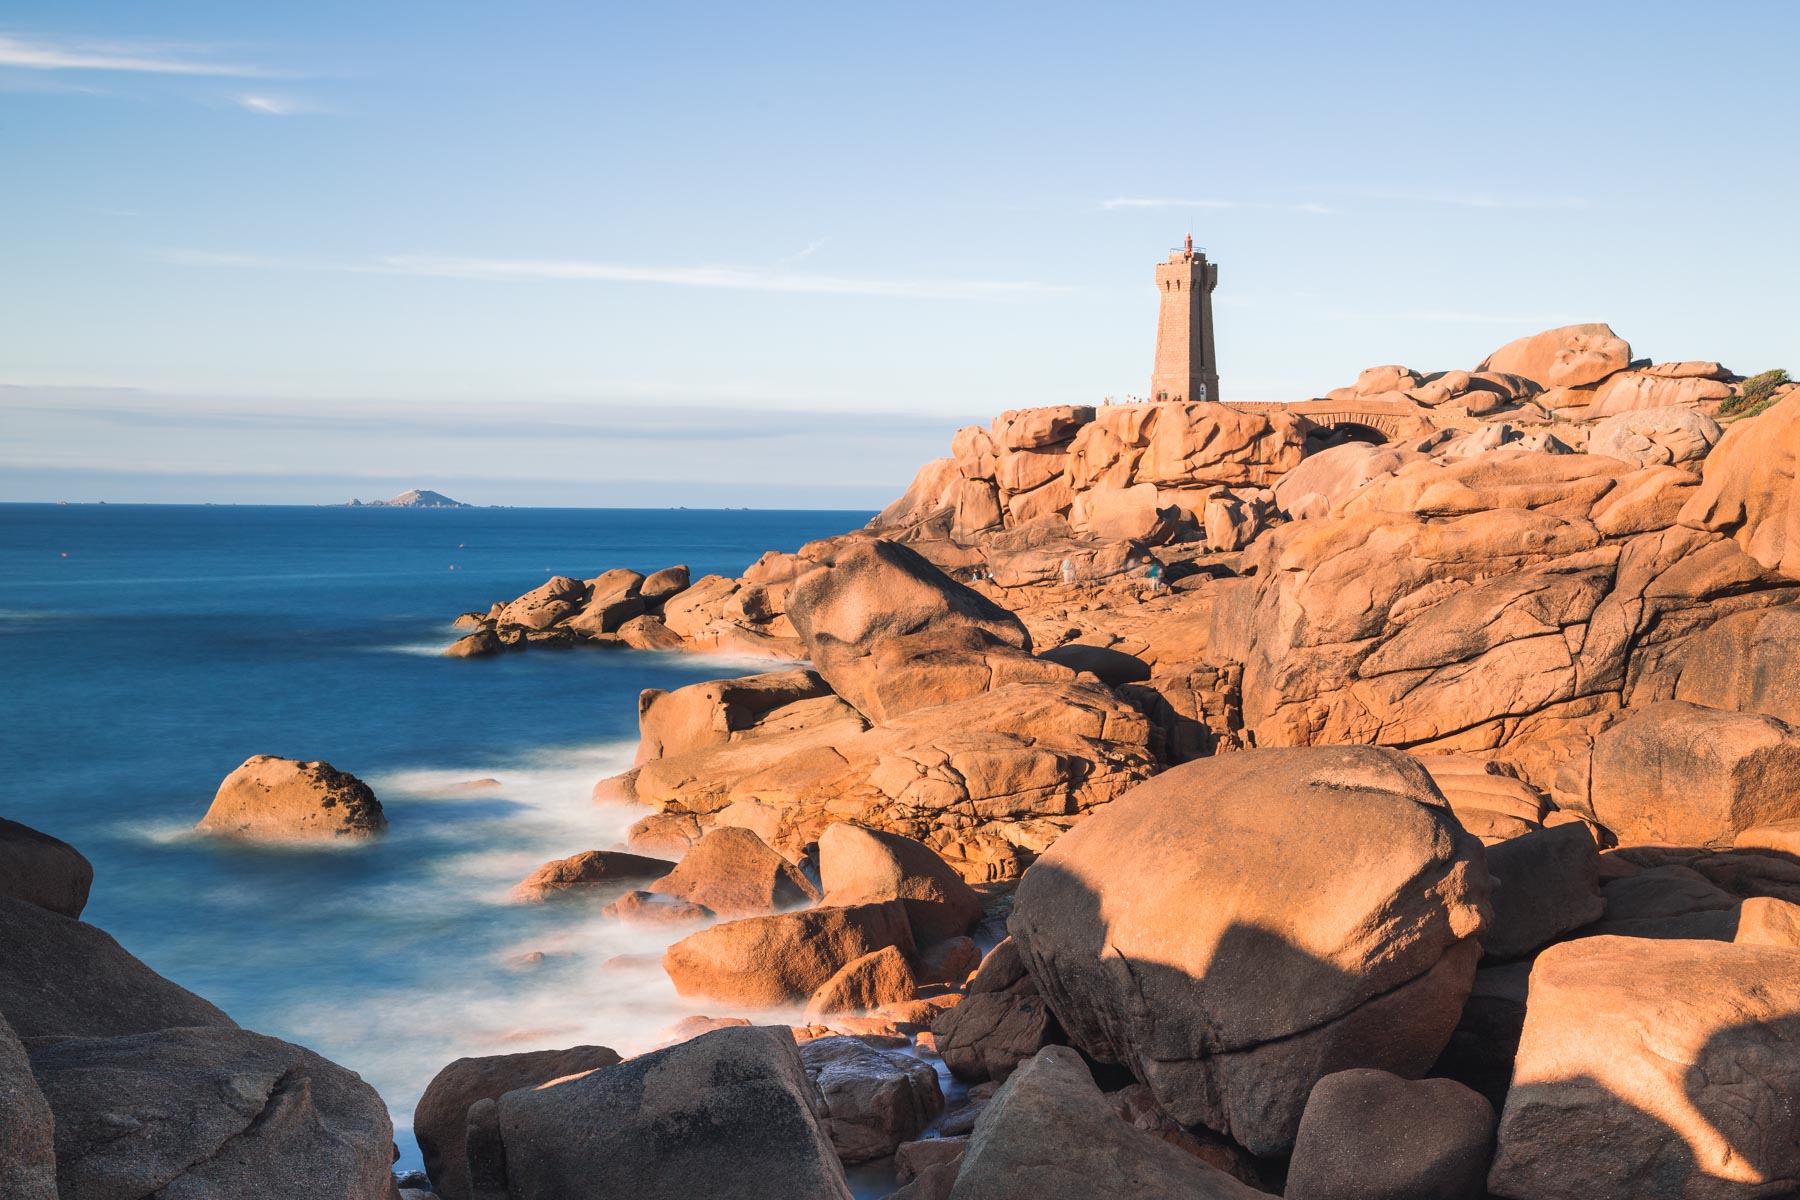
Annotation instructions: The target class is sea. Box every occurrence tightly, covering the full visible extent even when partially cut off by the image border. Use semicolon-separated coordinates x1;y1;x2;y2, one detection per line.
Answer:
0;502;873;1173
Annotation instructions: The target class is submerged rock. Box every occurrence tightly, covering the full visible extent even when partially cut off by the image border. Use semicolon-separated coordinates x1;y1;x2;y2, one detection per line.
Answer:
195;755;387;841
509;849;674;903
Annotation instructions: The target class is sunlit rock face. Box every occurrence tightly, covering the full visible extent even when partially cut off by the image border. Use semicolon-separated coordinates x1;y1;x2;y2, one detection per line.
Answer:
1476;323;1633;390
610;538;1156;879
1008;745;1491;1155
1680;385;1800;579
873;401;1307;547
195;755;387;841
1208;446;1797;761
1488;937;1800;1200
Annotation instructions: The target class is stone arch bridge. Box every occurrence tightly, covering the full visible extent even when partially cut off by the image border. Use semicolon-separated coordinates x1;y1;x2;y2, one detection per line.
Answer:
1227;397;1442;443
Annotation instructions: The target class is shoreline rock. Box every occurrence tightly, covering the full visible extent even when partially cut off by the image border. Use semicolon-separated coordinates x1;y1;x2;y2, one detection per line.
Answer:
195;755;387;841
31;320;1800;1197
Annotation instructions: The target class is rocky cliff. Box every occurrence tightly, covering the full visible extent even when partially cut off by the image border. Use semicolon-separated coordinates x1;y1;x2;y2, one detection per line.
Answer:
367;321;1800;1199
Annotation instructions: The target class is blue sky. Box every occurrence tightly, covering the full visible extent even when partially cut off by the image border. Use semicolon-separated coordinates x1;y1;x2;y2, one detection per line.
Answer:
2;1;1795;506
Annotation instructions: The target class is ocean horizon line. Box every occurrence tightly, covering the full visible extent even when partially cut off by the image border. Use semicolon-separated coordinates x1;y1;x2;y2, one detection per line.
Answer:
0;500;882;513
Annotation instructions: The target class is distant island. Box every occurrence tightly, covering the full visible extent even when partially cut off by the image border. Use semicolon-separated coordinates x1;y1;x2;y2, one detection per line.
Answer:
344;489;471;508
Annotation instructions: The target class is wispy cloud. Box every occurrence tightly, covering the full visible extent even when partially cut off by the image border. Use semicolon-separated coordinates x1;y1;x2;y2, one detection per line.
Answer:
0;388;961;444
777;236;832;265
1321;307;1573;325
235;93;327;116
1353;189;1590;211
1106;191;1589;215
0;72;106;95
0;32;280;77
1103;197;1335;215
146;248;1068;301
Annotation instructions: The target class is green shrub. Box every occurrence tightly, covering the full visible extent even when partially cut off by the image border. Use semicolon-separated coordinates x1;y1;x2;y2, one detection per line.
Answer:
1719;368;1789;417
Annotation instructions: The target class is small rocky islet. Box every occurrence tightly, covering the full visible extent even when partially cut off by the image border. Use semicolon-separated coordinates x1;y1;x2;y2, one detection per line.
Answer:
4;321;1799;1199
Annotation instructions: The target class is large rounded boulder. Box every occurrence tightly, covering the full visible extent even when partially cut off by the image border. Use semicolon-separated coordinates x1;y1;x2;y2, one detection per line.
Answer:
29;1026;395;1200
1;1014;55;1200
0;895;236;1039
1476;323;1631;390
415;1044;622;1200
195;755;386;841
784;538;1064;723
1009;746;1491;1155
483;1025;853;1200
0;817;94;918
1679;384;1799;578
662;900;914;1008
818;822;983;942
1488;937;1800;1200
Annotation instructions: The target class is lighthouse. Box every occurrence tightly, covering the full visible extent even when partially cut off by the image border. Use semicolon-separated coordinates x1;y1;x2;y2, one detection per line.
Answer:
1150;234;1220;404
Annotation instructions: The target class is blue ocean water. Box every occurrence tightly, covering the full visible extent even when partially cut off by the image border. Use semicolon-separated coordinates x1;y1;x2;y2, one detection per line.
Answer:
0;503;869;1169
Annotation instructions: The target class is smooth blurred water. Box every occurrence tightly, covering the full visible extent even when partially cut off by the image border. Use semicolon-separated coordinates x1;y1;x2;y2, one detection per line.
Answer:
0;502;868;1168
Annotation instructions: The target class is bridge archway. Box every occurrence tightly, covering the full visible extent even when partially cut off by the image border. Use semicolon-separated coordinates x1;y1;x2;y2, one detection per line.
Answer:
1307;419;1390;446
1223;399;1442;444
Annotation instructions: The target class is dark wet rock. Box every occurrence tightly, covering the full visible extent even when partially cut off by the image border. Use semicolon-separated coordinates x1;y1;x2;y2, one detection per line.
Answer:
948;1045;1265;1199
799;1034;943;1163
1287;1069;1495;1200
487;1025;853;1199
930;937;1057;1084
0;1013;55;1200
415;1044;622;1200
30;1025;394;1200
0;894;236;1039
0;816;93;918
1482;823;1605;960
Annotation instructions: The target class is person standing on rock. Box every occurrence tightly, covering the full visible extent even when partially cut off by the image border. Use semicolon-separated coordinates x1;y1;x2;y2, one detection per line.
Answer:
1061;557;1077;589
1144;560;1164;598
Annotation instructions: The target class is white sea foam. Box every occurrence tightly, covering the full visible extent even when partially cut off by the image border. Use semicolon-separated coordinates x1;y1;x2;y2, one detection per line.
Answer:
147;736;754;1171
120;816;379;854
0;608;77;623
652;649;815;672
372;639;458;657
382;750;645;894
122;817;207;846
300;736;715;1153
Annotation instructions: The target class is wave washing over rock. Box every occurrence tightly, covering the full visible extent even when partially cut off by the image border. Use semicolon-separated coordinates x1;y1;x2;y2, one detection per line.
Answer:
6;324;1799;1199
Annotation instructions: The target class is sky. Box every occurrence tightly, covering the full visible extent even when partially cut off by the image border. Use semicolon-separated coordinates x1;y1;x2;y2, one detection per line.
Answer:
2;0;1796;507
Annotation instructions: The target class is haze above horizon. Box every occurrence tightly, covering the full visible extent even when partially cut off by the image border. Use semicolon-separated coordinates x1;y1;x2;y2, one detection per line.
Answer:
3;1;1795;506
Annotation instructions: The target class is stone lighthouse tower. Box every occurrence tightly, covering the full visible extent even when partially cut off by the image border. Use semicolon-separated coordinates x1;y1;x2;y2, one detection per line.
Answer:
1150;234;1220;403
